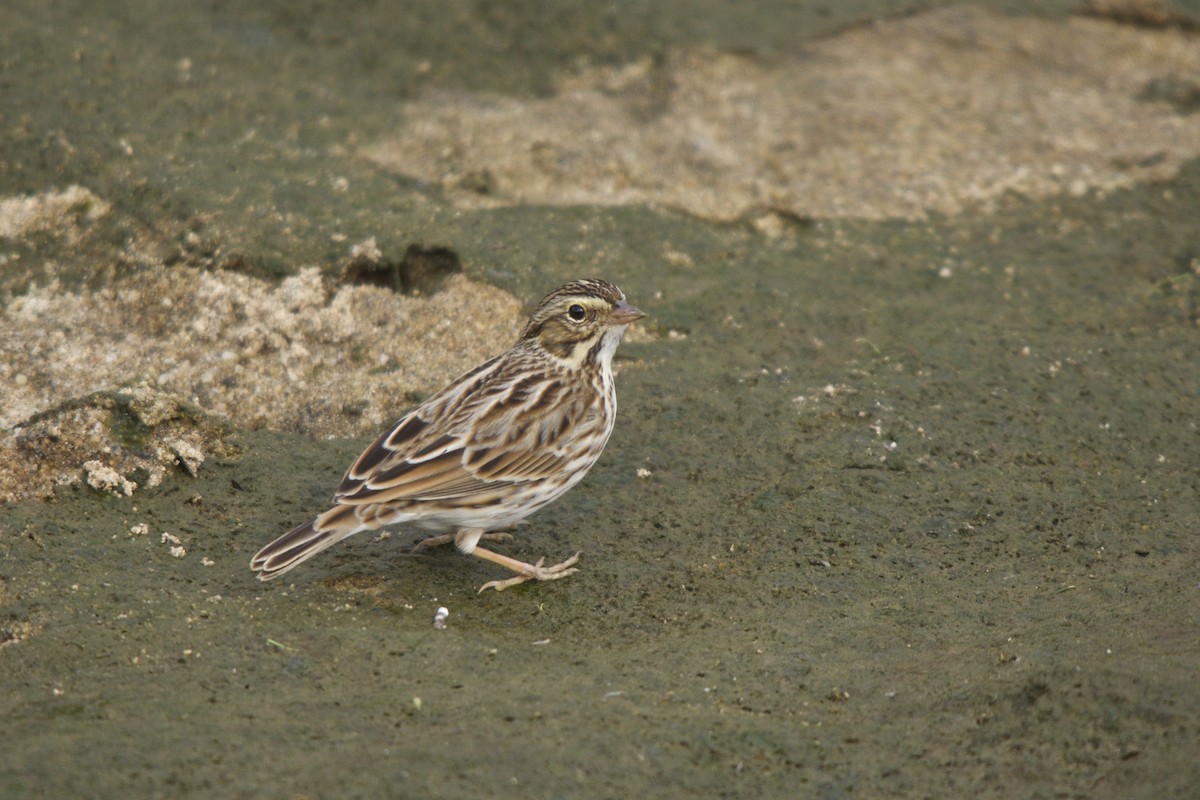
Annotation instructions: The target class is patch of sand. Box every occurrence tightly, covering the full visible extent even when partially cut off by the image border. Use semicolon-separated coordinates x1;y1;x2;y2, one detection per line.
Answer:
1;260;522;436
0;385;238;502
0;209;524;497
365;7;1200;221
0;185;109;240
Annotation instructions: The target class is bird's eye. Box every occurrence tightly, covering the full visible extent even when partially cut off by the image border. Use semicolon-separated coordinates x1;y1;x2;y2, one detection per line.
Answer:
567;304;586;322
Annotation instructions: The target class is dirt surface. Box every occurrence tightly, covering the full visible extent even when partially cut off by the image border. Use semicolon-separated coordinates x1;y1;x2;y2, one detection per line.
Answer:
2;1;1199;798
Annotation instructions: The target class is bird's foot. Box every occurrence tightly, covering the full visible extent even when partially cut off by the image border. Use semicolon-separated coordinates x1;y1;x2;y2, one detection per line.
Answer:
476;551;581;593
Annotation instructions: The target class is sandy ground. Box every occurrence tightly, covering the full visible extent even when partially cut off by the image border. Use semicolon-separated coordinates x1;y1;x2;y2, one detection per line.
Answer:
366;7;1200;220
2;1;1199;798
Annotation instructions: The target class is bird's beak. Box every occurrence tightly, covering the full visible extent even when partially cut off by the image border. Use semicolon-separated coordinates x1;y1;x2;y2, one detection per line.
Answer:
609;299;645;326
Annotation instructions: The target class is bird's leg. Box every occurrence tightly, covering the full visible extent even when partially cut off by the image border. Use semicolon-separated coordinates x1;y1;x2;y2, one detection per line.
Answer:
471;548;581;593
440;528;579;591
410;529;513;552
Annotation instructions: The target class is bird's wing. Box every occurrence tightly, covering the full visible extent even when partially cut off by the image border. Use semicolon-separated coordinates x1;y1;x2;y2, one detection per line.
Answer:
333;357;593;506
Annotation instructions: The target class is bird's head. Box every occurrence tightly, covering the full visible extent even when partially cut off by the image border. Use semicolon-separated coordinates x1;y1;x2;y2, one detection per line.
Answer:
520;279;644;368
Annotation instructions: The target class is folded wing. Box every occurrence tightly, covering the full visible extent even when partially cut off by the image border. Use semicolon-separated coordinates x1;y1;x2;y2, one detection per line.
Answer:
334;361;592;507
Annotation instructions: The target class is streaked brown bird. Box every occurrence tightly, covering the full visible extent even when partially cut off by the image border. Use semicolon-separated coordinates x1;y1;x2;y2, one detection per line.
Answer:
250;278;644;592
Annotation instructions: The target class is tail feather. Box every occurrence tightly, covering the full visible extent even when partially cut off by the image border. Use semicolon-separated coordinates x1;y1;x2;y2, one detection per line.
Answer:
250;505;365;580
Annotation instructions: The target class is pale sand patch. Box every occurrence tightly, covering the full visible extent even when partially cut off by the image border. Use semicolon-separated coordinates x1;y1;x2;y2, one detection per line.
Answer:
0;385;240;502
0;264;522;437
0;243;524;499
0;185;110;240
365;7;1200;221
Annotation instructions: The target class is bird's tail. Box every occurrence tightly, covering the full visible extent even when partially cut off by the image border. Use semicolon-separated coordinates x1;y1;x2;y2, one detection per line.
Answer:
250;505;366;581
